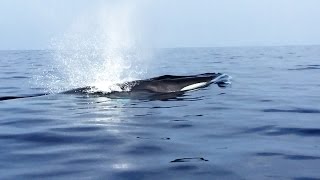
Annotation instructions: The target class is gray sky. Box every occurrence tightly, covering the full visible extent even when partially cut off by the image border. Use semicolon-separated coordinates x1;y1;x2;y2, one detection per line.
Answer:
0;0;320;50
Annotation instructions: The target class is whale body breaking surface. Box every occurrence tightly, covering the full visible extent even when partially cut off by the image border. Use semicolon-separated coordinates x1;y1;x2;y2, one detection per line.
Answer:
0;73;232;101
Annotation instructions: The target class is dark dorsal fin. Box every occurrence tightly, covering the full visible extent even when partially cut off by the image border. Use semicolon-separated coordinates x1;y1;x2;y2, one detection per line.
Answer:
149;73;219;81
149;75;189;81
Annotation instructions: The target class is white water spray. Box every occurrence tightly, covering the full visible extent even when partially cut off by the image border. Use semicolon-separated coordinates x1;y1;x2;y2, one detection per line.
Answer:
39;1;151;93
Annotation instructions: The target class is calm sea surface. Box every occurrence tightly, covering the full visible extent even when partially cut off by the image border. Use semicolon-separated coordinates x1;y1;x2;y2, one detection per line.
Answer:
1;46;320;179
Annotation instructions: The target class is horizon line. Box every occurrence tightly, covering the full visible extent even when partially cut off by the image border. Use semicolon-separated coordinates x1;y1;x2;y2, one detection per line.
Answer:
0;43;320;51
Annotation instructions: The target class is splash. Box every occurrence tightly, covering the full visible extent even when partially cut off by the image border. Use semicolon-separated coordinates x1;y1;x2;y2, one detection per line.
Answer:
38;1;150;93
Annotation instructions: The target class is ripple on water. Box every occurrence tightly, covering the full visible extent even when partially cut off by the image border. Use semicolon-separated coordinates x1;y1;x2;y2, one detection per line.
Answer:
50;126;105;133
255;152;320;160
264;127;320;137
170;157;209;163
241;125;320;137
204;125;320;138
288;64;320;71
0;131;125;145
136;136;171;140
293;177;320;180
262;108;320;114
0;117;54;128
171;123;193;129
125;144;164;155
111;163;239;180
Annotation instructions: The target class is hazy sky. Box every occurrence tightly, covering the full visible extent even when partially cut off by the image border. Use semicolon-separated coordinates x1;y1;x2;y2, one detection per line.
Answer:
0;0;320;50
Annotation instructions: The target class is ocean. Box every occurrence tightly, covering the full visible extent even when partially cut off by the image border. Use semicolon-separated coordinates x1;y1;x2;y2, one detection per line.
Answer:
0;46;320;179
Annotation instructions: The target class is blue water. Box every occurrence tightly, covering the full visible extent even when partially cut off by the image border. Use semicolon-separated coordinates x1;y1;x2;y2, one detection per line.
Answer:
1;46;320;179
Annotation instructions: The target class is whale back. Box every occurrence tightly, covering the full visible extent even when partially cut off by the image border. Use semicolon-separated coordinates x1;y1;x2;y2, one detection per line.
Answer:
129;73;222;93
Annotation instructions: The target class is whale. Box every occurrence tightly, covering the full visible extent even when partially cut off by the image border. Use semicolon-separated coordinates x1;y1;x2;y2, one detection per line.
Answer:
0;73;231;101
63;73;231;94
128;72;230;92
